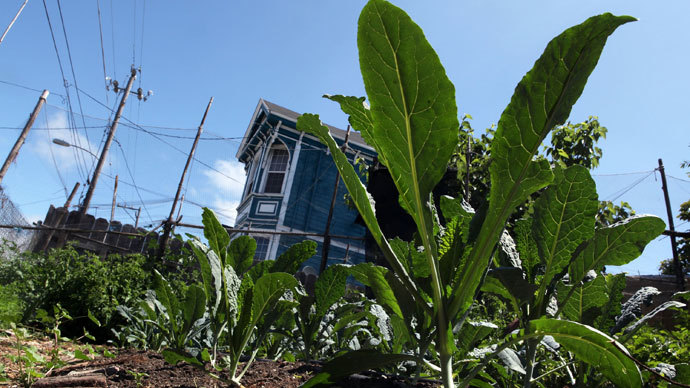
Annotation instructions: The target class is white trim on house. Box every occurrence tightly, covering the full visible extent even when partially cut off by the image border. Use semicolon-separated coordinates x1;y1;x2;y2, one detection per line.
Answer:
274;224;367;256
277;131;303;228
236;99;270;160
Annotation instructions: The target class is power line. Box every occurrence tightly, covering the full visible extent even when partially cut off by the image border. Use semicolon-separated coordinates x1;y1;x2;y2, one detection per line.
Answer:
42;99;68;196
669;175;690;184
0;79;65;97
112;137;153;224
604;170;655;202
109;0;117;81
41;0;89;182
592;169;655;177
56;0;94;157
95;0;109;105
74;86;243;184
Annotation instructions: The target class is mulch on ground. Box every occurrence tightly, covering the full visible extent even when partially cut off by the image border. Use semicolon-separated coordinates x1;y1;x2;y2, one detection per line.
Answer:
2;331;440;388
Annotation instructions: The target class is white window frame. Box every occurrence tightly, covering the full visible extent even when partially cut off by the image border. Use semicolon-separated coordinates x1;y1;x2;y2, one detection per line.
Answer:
261;142;290;194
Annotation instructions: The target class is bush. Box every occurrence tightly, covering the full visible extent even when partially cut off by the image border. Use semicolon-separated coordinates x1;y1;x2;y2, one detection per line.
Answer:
0;245;151;340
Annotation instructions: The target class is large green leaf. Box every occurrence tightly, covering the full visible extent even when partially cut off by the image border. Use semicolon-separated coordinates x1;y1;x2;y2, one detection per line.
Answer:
271;240;317;274
301;349;417;388
358;0;458;240
181;285;206;343
296;114;421;308
595;273;626;334
450;13;635;318
202;207;230;266
514;218;539;283
556;276;607;324
569;215;666;283
190;239;223;314
533;165;598;305
324;95;380;163
250;272;298;328
314;264;348;317
455;321;498;355
350;263;403;318
152;270;180;335
489;267;537;306
228;235;256;275
530;318;641;388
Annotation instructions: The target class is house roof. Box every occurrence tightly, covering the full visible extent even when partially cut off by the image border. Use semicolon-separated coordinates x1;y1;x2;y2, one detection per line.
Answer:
260;99;368;146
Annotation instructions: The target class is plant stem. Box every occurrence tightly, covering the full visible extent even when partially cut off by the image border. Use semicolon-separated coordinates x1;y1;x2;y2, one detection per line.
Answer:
439;351;455;388
523;338;539;388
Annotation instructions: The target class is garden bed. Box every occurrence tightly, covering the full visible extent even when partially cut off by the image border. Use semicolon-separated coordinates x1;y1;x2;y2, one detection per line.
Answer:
2;331;439;388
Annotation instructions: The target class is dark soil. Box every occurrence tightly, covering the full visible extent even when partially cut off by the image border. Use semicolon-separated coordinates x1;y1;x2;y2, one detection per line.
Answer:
32;349;441;388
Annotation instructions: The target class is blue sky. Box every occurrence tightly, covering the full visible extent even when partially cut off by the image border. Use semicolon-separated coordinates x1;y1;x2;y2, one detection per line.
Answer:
0;1;688;274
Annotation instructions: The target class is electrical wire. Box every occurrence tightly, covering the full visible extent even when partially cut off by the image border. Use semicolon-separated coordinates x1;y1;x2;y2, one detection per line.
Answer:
604;170;655;202
95;0;109;105
0;79;65;97
112;137;153;224
591;169;656;177
56;0;93;157
41;0;89;182
42;104;68;197
75;86;244;184
668;175;690;184
109;0;117;81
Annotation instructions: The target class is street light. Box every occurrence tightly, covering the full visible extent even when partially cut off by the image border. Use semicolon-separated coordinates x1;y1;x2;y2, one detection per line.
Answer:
52;138;98;159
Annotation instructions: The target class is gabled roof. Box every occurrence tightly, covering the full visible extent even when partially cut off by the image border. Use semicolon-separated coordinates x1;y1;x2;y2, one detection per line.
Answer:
236;99;372;161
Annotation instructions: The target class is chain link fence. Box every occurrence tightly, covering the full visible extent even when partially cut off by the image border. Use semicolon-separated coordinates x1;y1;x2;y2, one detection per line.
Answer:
0;186;36;251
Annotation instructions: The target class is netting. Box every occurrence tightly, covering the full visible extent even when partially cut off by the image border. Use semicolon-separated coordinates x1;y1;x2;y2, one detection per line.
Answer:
0;186;36;251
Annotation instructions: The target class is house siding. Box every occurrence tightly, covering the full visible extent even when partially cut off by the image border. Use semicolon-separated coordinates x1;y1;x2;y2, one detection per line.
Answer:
234;99;374;270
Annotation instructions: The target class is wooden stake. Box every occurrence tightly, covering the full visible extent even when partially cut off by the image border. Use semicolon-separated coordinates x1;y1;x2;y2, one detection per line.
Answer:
157;97;214;259
110;175;118;223
320;125;351;274
0;89;49;184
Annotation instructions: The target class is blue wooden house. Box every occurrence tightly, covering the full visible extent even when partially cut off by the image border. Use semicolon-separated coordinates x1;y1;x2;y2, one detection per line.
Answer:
234;99;376;270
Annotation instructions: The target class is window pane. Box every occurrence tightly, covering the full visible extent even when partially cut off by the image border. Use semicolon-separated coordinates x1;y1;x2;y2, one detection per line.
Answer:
254;237;270;261
264;172;285;193
269;149;289;172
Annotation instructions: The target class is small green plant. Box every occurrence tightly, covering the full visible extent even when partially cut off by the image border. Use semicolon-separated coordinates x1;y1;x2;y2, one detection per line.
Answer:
7;324;46;388
296;1;659;387
127;369;149;388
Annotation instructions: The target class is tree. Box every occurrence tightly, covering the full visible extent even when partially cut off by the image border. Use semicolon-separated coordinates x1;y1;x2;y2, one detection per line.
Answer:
455;116;632;227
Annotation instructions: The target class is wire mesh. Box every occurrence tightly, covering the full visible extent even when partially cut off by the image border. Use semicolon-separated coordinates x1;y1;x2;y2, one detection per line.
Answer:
0;186;36;250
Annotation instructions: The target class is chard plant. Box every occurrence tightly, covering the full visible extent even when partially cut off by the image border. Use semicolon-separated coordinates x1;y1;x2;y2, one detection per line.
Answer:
291;264;394;360
170;208;313;387
297;1;663;387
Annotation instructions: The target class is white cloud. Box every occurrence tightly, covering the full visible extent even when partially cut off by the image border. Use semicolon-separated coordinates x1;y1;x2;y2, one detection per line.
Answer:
31;111;100;172
210;198;240;225
202;159;246;225
203;160;246;198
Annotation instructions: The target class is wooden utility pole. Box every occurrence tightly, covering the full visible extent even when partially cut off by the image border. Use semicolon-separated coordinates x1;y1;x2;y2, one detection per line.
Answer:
110;175;118;223
80;68;136;214
0;0;29;47
64;182;80;209
38;181;80;252
157;97;214;259
0;89;49;185
319;126;351;274
658;158;685;291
